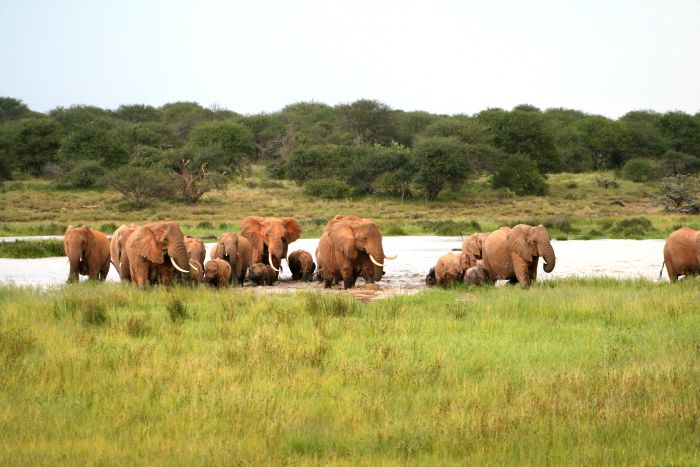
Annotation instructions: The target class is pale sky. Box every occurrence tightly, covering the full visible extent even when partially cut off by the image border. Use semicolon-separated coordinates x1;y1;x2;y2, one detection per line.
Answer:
1;0;699;118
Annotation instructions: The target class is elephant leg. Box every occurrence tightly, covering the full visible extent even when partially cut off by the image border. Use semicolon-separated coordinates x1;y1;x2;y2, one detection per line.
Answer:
666;262;678;282
238;267;247;286
131;259;150;287
324;276;333;288
99;260;110;281
528;257;539;282
230;258;239;286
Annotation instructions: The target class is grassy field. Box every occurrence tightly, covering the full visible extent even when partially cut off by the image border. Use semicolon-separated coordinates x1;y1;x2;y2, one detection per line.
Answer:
1;279;699;464
1;170;697;240
0;239;65;258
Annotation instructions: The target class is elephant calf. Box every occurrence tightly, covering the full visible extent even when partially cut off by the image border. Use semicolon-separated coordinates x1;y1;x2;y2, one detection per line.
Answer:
288;250;316;281
463;266;491;286
425;267;437;286
204;259;232;288
434;252;469;286
247;263;277;286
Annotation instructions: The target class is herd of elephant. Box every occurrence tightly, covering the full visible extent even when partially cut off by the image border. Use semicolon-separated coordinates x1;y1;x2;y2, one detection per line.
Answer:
63;215;700;289
63;215;397;288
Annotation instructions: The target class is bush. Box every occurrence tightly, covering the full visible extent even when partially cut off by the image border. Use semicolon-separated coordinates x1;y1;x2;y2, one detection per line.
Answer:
620;158;658;182
63;160;107;189
492;153;548;195
655;174;699;213
303;179;350;199
103;166;176;209
285;145;342;184
412;136;472;201
612;217;653;237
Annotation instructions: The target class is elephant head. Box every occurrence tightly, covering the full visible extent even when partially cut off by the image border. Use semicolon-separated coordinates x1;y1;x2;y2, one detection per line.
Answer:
129;222;199;275
240;216;301;272
508;224;556;273
328;218;394;282
462;232;489;268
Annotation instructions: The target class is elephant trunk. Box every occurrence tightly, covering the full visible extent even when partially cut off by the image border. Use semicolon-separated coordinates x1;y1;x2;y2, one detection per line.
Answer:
539;242;556;273
67;246;82;283
169;241;190;274
224;238;239;285
367;244;385;281
269;239;284;271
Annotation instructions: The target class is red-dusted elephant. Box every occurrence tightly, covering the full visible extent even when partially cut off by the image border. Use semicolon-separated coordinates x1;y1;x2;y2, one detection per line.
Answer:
64;225;111;283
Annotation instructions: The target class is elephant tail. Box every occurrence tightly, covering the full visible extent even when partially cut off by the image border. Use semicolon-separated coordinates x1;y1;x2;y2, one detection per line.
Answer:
659;261;665;279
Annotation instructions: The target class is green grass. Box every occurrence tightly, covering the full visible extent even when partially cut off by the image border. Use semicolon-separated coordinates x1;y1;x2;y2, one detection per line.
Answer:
1;279;699;464
1;171;698;240
0;239;65;258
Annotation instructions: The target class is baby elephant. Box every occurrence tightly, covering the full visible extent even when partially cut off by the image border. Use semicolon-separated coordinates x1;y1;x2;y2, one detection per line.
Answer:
248;262;277;286
288;250;316;281
425;267;437;286
463;266;491;286
204;259;232;288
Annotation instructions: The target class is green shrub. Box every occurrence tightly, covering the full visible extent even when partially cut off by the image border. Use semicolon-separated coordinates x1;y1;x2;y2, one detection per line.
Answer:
492;154;548;195
620;158;659;182
612;217;653;237
63;160;107;189
167;298;190;323
303;179;350;199
103;167;176;209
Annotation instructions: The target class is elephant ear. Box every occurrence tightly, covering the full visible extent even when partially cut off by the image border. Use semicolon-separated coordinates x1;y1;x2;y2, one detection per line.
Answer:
507;227;532;263
329;223;358;259
282;217;301;243
696;233;700;262
130;227;164;264
240;217;265;258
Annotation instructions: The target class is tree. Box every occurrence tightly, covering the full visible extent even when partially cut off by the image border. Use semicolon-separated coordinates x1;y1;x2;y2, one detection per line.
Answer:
159;101;217;142
477;107;561;173
2;117;61;175
57;121;130;169
412;137;471;201
0;97;33;121
103;167;176;209
662;150;700;176
492;153;548;195
575;116;632;169
63;160;107;188
393;110;440;146
620;158;659;182
114;104;160;123
285;145;342;184
175;160;226;204
336;99;397;145
657;111;700;156
620;110;667;159
186;120;255;175
656;174;699;213
343;144;412;194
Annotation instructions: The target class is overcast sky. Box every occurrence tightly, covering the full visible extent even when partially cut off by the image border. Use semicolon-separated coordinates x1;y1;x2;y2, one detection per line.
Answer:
1;0;699;118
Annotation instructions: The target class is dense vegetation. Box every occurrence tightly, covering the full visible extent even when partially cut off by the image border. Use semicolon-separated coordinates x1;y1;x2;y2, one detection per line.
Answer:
1;97;698;209
1;280;698;464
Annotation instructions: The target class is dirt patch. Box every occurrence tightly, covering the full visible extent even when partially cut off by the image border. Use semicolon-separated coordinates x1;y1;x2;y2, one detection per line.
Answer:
245;279;421;302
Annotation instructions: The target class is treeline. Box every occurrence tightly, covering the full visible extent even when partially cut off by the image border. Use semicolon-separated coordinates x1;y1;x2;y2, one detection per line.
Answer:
1;97;699;204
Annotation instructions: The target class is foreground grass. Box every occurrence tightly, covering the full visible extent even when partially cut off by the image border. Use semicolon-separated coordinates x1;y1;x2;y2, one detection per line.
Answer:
1;171;697;239
1;279;699;464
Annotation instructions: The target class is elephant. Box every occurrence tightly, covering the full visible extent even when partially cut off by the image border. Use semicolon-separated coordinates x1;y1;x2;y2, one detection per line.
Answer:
204;259;231;288
184;236;206;266
434;252;469;286
64;225;111;283
125;222;200;286
110;224;139;281
463;266;491;286
288;250;316;281
482;224;556;288
316;216;397;289
240;216;301;275
461;232;489;268
247;262;277;286
425;267;437;286
662;227;700;282
210;233;253;286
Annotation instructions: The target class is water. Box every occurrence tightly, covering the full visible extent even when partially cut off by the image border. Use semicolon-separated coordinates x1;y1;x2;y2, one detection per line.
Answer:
0;236;667;287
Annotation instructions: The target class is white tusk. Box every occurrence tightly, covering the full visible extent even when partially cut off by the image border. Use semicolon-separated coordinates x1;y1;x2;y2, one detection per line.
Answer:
188;261;199;272
369;254;384;267
269;252;280;272
385;254;398;260
172;259;189;274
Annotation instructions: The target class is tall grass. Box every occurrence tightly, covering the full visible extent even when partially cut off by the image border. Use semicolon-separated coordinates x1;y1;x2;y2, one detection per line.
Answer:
0;279;699;464
0;239;65;258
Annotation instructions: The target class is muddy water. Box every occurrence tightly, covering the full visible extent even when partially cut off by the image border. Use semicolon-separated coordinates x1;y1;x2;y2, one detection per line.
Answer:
0;237;667;289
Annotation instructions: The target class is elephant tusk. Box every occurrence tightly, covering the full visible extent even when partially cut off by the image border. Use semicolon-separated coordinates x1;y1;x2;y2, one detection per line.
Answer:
269;252;280;272
188;260;199;272
369;254;384;267
385;254;398;260
172;259;189;274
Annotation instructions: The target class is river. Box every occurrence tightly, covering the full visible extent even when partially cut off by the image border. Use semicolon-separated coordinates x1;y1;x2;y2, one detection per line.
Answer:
0;236;667;287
